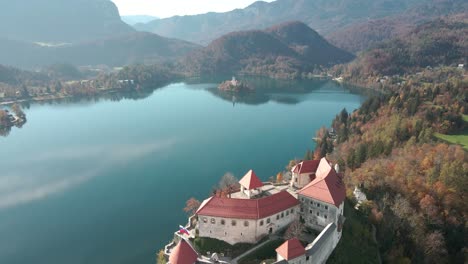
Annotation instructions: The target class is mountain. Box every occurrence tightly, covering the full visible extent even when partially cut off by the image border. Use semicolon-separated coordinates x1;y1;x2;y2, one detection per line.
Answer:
122;15;159;26
327;0;468;53
338;14;468;77
135;0;430;45
0;32;200;69
0;64;49;86
181;21;353;78
0;0;134;43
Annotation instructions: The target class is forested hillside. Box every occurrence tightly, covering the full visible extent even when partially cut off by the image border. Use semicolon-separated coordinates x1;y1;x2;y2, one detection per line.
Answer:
312;15;468;264
333;16;467;78
0;32;200;69
327;0;468;53
135;0;430;45
181;21;353;78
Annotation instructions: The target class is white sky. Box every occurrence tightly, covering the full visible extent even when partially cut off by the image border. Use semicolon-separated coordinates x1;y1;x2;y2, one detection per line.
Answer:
111;0;275;18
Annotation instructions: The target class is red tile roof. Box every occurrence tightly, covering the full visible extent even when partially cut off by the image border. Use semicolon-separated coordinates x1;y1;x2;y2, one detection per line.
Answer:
276;238;305;260
239;170;263;190
169;239;198;264
292;160;320;174
298;158;345;207
196;191;299;219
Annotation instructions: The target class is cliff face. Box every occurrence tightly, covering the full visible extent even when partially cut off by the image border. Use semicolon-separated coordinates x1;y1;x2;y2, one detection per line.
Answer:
0;0;133;43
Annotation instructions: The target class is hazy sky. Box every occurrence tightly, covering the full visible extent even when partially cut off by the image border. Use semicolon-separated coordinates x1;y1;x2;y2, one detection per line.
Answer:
111;0;275;18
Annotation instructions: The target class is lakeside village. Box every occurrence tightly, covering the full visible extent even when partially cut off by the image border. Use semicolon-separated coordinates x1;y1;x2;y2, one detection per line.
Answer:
162;157;353;264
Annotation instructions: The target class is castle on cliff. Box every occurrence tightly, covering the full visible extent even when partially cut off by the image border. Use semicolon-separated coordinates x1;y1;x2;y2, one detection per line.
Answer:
165;157;346;264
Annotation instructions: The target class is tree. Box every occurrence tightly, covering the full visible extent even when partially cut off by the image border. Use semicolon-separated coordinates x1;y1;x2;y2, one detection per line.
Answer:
219;172;239;191
276;172;283;183
424;231;448;263
183;198;201;216
284;220;305;240
20;85;30;98
156;250;167;264
286;160;297;171
339;108;349;125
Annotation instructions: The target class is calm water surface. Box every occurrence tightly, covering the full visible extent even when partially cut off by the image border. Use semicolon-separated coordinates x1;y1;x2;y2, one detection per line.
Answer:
0;78;365;264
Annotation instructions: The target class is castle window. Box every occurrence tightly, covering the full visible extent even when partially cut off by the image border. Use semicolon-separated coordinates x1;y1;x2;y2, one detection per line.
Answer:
211;218;215;224
244;221;249;227
232;220;237;226
301;208;304;213
324;214;328;219
203;218;207;223
221;219;225;225
267;218;270;224
317;203;321;208
306;256;310;261
286;211;289;216
276;214;280;220
291;209;294;214
281;212;284;218
259;220;264;226
310;201;313;205
325;205;329;210
316;212;320;216
309;209;312;214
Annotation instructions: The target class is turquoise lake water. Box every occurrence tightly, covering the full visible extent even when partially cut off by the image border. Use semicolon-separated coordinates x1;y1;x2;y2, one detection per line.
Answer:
0;78;365;263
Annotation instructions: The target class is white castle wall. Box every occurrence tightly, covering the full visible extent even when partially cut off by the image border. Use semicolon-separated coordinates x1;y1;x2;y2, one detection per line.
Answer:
198;205;299;245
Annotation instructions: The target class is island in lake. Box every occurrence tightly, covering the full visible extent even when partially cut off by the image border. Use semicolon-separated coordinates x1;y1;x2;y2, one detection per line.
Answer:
218;77;253;92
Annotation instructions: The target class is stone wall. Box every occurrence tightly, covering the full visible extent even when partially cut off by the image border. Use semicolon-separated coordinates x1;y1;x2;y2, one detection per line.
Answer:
198;205;299;245
273;223;341;264
299;195;343;231
305;223;340;264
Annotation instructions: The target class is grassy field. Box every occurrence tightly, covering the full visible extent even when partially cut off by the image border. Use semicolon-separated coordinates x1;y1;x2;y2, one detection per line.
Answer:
435;132;468;150
433;115;468;150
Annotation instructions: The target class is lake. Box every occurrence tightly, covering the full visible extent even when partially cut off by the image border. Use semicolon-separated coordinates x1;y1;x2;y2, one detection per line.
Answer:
0;77;365;264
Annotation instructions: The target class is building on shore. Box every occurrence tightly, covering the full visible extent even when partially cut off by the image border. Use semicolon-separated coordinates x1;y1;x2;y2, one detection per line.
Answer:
196;170;300;245
163;158;346;264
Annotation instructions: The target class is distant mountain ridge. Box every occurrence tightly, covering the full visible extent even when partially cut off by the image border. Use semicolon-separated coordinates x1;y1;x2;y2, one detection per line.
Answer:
0;0;133;43
122;15;159;26
0;0;200;69
135;0;431;45
181;21;353;78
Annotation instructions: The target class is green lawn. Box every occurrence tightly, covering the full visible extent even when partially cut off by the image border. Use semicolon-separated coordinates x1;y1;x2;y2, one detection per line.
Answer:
435;132;468;150
462;114;468;122
327;200;380;264
238;239;285;264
